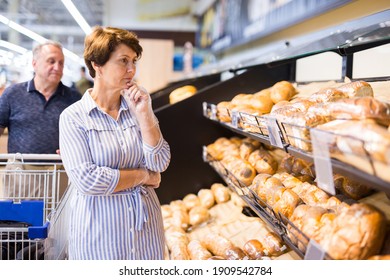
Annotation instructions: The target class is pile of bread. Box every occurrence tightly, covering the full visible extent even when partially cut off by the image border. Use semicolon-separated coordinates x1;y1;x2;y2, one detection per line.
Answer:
169;85;197;104
215;80;390;182
204;135;390;259
162;183;288;260
206;136;279;186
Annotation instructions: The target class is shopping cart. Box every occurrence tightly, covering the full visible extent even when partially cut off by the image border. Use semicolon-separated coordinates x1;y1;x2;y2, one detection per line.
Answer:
0;153;68;260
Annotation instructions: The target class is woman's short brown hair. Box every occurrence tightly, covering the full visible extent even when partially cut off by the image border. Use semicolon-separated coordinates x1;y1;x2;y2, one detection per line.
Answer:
83;26;143;78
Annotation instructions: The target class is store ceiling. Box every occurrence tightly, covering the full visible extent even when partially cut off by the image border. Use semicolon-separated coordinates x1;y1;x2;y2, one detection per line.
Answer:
0;0;104;55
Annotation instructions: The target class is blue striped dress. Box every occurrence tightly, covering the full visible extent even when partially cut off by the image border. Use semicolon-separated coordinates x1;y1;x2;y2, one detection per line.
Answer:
59;92;171;260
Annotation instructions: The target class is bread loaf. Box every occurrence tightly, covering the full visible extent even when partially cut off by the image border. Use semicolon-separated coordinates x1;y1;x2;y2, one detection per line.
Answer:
165;226;190;260
259;232;286;256
221;155;257;186
272;188;302;219
202;232;236;258
333;174;373;200
197;188;215;209
188;206;210;227
243;239;265;259
248;148;278;175
308;88;347;103
239;138;261;160
270;81;297;103
169;85;197;104
336;80;374;98
183;193;201;210
319;203;387;260
327;96;390;126
210;183;231;203
187;240;213;260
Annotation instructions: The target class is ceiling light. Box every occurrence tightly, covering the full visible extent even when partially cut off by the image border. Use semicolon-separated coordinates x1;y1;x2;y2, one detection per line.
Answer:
61;0;92;35
0;40;28;54
0;15;83;65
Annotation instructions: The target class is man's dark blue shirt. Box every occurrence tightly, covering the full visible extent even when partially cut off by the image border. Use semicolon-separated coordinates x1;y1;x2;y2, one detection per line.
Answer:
0;79;81;154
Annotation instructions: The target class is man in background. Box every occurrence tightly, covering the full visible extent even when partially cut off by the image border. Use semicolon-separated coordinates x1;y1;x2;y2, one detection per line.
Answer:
0;41;81;200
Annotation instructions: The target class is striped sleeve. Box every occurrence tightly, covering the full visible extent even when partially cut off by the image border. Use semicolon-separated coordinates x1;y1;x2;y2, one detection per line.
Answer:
59;108;119;195
142;135;171;172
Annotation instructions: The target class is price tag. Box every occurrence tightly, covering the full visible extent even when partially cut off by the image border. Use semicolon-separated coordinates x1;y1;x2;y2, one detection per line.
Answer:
210;104;217;121
202;146;208;162
310;129;336;195
202;102;208;118
231;110;238;128
304;239;326;260
266;117;284;148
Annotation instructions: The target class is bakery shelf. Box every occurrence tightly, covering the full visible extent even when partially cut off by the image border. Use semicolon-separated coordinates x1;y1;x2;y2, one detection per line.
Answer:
202;102;288;149
203;147;332;259
203;106;390;197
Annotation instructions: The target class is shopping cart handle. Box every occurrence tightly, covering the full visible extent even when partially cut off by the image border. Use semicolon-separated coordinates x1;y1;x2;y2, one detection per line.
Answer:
0;153;62;161
28;222;49;239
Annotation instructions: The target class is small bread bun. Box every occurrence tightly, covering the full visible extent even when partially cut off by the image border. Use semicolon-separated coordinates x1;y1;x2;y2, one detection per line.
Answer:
187;240;213;260
169;85;197;104
183;193;201;210
197;188;215;209
188;206;210;226
270;81;297;103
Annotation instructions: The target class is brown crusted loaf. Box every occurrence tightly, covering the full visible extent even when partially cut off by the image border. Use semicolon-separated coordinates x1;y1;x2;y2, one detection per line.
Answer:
247;148;278;175
251;91;274;114
259;232;286;256
280;154;315;179
239;138;261;160
331;96;390;126
169;85;197;104
270;81;297;103
243;239;265;259
319;203;387;260
316;119;390;163
216;101;234;122
333;174;373;200
336;80;374;98
202;232;245;259
187;240;213;260
221;155;257;186
308;88;348;103
165;226;190;260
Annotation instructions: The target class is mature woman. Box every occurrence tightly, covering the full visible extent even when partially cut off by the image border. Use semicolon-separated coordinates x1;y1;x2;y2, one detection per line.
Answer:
59;26;171;260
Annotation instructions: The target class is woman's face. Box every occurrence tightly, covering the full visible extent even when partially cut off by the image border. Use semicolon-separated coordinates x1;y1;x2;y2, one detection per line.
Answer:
99;44;138;91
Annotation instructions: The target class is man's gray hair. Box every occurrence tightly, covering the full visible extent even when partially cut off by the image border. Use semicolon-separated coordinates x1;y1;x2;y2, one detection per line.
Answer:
32;40;63;59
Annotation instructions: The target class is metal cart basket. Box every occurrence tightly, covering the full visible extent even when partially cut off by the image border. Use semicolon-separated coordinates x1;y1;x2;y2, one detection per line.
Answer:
0;153;67;260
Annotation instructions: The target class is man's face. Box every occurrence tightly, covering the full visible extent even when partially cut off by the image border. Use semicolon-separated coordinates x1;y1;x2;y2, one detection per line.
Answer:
32;44;64;85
